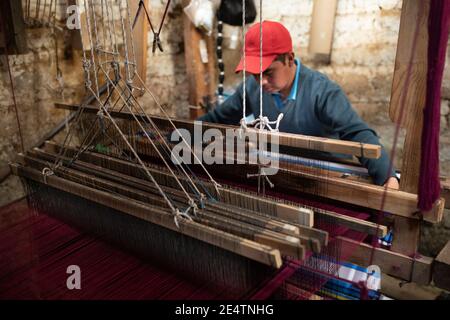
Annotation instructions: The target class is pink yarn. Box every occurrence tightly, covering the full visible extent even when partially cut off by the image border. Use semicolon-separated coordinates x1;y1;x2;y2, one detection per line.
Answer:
419;0;450;211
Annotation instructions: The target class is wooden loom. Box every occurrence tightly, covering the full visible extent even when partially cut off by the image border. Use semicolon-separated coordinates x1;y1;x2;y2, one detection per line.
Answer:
53;100;444;286
4;0;449;299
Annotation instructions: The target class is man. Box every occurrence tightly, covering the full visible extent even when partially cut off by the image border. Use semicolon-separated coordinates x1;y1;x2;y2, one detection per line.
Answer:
199;21;399;189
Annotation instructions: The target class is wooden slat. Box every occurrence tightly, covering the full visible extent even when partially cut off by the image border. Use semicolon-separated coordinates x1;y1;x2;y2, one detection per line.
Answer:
338;236;433;285
389;0;431;256
10;162;282;268
315;209;387;238
55;103;382;159
193;212;306;260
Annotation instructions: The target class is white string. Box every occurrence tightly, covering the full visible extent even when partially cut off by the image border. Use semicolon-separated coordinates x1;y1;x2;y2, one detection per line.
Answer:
242;0;246;124
239;0;283;133
77;0;192;219
133;72;222;196
84;0;100;96
101;66;204;205
259;0;263;131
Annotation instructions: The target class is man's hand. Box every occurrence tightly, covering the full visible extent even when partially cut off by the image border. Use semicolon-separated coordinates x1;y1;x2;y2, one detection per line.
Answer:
383;176;399;190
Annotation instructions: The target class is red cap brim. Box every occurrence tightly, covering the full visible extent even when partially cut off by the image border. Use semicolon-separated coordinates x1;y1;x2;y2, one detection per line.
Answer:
235;54;277;74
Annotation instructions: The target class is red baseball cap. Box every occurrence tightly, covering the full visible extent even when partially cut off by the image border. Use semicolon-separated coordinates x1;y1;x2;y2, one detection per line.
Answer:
235;21;293;74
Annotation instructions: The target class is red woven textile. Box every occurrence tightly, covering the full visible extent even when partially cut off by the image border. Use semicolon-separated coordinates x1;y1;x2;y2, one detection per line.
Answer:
0;200;226;300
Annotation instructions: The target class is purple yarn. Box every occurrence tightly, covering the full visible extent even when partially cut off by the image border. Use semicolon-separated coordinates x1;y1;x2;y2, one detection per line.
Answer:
419;0;450;211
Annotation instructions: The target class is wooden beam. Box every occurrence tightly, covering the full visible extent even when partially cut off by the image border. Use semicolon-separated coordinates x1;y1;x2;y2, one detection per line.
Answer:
338;236;433;285
308;0;337;64
55;103;382;159
128;0;148;89
389;0;431;256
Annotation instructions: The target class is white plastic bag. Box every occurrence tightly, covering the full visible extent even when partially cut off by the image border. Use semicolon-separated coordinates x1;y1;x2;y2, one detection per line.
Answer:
183;0;215;36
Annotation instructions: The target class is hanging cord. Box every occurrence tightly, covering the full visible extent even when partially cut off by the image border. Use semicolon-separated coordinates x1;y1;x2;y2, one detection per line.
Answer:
79;2;182;218
118;0;133;87
115;2;207;207
103;70;205;209
1;10;25;153
126;0;221;196
46;0;102;171
258;0;263;130
239;0;247;128
99;2;200;221
52;0;207;225
133;0;171;53
46;10;65;99
84;0;100;96
88;84;194;220
125;0;138;89
239;0;283;135
132;71;222;196
240;0;277;194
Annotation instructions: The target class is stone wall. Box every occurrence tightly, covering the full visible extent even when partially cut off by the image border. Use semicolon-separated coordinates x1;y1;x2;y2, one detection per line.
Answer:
0;27;85;205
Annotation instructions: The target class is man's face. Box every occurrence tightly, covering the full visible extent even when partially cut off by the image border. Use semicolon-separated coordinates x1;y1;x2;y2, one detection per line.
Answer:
250;55;294;94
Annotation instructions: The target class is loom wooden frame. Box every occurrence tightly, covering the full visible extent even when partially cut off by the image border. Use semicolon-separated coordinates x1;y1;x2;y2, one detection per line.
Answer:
40;0;443;286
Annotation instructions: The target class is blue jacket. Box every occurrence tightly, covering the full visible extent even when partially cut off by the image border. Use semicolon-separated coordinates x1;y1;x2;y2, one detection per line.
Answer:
199;61;395;185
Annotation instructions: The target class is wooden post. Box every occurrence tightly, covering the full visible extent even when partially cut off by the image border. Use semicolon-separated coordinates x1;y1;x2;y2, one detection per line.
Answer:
182;0;217;119
308;0;338;64
0;0;28;54
128;0;149;88
389;0;431;256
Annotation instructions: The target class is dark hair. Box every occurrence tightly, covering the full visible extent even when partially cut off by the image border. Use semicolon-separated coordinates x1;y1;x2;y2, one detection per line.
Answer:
274;53;288;64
